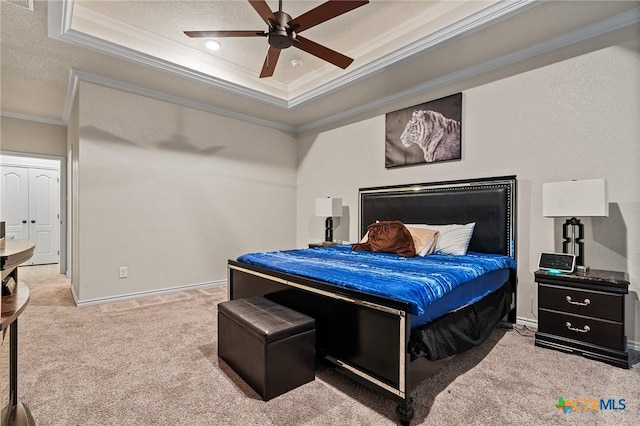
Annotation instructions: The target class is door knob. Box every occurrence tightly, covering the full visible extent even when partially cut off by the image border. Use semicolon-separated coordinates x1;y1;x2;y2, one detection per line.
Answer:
22;220;27;223
30;220;35;223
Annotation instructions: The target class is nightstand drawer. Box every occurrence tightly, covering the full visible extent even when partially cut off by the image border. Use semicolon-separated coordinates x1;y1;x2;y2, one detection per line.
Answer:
538;284;623;322
538;310;625;350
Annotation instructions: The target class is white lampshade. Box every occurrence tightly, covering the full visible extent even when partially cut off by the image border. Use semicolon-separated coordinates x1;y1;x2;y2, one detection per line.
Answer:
315;197;342;217
543;178;609;217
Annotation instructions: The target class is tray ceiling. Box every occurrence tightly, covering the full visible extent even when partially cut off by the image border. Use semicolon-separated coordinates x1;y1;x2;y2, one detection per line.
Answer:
2;1;639;132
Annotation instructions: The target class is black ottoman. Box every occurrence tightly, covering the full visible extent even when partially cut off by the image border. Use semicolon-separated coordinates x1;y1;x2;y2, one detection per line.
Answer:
218;296;316;401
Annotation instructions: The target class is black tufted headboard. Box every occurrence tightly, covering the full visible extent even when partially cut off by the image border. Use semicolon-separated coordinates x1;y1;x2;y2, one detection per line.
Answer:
359;176;517;258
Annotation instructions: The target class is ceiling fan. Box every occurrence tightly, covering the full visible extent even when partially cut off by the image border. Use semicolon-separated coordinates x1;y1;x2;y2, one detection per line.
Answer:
184;0;369;78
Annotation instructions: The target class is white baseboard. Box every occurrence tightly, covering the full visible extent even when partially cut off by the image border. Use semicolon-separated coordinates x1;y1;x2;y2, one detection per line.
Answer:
515;316;639;352
515;316;538;330
72;279;226;307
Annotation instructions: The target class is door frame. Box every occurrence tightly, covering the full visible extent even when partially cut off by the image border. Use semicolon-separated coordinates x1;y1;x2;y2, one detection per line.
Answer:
0;151;66;274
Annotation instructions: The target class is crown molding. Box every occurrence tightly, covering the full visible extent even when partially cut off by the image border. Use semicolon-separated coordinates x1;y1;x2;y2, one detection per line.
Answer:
37;2;640;134
49;0;538;109
64;69;296;134
56;29;291;111
47;0;73;38
297;7;640;134
283;0;477;98
70;3;290;98
289;0;539;108
48;1;289;110
0;110;66;127
62;68;80;123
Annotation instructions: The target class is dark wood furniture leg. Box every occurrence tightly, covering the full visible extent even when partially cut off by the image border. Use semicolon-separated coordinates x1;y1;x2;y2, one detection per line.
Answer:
396;397;414;425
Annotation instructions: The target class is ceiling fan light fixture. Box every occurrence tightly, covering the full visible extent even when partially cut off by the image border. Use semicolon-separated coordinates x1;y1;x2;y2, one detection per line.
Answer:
204;39;221;51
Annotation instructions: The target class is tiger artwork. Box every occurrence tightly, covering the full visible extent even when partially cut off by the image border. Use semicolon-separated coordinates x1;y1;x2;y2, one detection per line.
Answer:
400;110;461;163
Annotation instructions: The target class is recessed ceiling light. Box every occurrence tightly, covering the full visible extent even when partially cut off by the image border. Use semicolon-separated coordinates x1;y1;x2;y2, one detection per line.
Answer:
291;59;303;67
205;40;221;51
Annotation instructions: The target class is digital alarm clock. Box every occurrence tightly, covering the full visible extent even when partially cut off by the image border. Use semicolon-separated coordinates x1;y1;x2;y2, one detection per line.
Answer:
538;252;576;274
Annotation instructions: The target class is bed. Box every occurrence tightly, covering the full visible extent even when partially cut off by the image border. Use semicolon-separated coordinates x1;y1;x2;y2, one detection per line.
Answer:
227;175;517;424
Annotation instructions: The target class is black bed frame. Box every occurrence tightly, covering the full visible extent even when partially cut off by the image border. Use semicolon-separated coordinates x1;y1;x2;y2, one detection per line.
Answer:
227;176;517;424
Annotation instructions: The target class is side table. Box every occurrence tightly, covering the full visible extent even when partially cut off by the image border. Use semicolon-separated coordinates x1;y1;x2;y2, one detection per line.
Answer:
1;240;35;425
308;242;340;248
534;268;629;369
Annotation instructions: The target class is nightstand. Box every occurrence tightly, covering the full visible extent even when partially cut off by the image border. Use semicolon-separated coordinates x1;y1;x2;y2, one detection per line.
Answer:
534;269;630;369
308;242;340;248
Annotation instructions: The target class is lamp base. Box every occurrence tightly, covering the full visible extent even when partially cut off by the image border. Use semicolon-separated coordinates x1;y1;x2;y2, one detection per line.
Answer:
575;264;590;275
324;217;334;242
562;217;585;268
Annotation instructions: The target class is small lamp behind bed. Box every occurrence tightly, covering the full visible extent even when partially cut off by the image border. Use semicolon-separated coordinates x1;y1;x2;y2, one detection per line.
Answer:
315;197;342;244
542;178;608;272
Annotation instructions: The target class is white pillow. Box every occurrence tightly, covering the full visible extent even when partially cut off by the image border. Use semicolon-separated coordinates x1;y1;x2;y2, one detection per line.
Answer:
404;226;439;256
406;223;475;256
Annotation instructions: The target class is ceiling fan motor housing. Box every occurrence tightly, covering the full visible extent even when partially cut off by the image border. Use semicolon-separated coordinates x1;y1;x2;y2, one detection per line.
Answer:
269;11;295;49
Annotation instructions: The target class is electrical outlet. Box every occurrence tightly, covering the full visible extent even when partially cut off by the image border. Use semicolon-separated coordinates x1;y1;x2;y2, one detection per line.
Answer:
119;266;128;279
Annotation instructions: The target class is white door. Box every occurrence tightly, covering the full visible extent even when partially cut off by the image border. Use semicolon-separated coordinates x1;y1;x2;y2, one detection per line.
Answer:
0;165;60;265
29;168;60;264
1;166;29;240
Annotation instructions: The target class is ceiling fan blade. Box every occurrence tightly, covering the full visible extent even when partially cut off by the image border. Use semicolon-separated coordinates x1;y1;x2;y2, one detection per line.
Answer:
248;0;277;25
289;1;369;33
184;30;265;38
294;35;353;69
260;46;281;78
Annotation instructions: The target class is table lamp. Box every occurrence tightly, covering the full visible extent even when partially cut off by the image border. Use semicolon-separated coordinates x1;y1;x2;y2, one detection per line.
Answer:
542;178;608;271
315;197;342;243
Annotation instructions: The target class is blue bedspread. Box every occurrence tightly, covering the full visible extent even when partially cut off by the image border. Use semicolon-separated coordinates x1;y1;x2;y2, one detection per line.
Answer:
237;245;516;316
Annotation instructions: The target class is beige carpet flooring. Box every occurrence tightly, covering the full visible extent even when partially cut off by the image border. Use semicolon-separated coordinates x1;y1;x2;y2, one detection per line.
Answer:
13;265;640;425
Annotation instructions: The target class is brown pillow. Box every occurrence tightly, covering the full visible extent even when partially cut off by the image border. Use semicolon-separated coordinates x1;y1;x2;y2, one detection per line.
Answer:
352;220;416;257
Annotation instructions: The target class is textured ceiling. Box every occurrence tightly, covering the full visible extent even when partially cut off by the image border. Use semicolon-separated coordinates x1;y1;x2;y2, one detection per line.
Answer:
70;0;497;98
1;1;639;133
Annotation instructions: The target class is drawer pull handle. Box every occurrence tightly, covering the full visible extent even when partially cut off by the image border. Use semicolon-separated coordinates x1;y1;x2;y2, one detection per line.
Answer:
566;296;590;306
565;322;590;333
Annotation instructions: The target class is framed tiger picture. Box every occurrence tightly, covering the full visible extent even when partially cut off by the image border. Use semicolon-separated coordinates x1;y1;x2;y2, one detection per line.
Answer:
385;93;462;168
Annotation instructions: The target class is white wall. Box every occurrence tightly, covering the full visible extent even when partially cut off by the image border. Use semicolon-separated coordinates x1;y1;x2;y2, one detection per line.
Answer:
3;20;637;347
1;118;68;274
68;94;80;295
297;38;640;344
0;116;67;157
74;82;297;303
